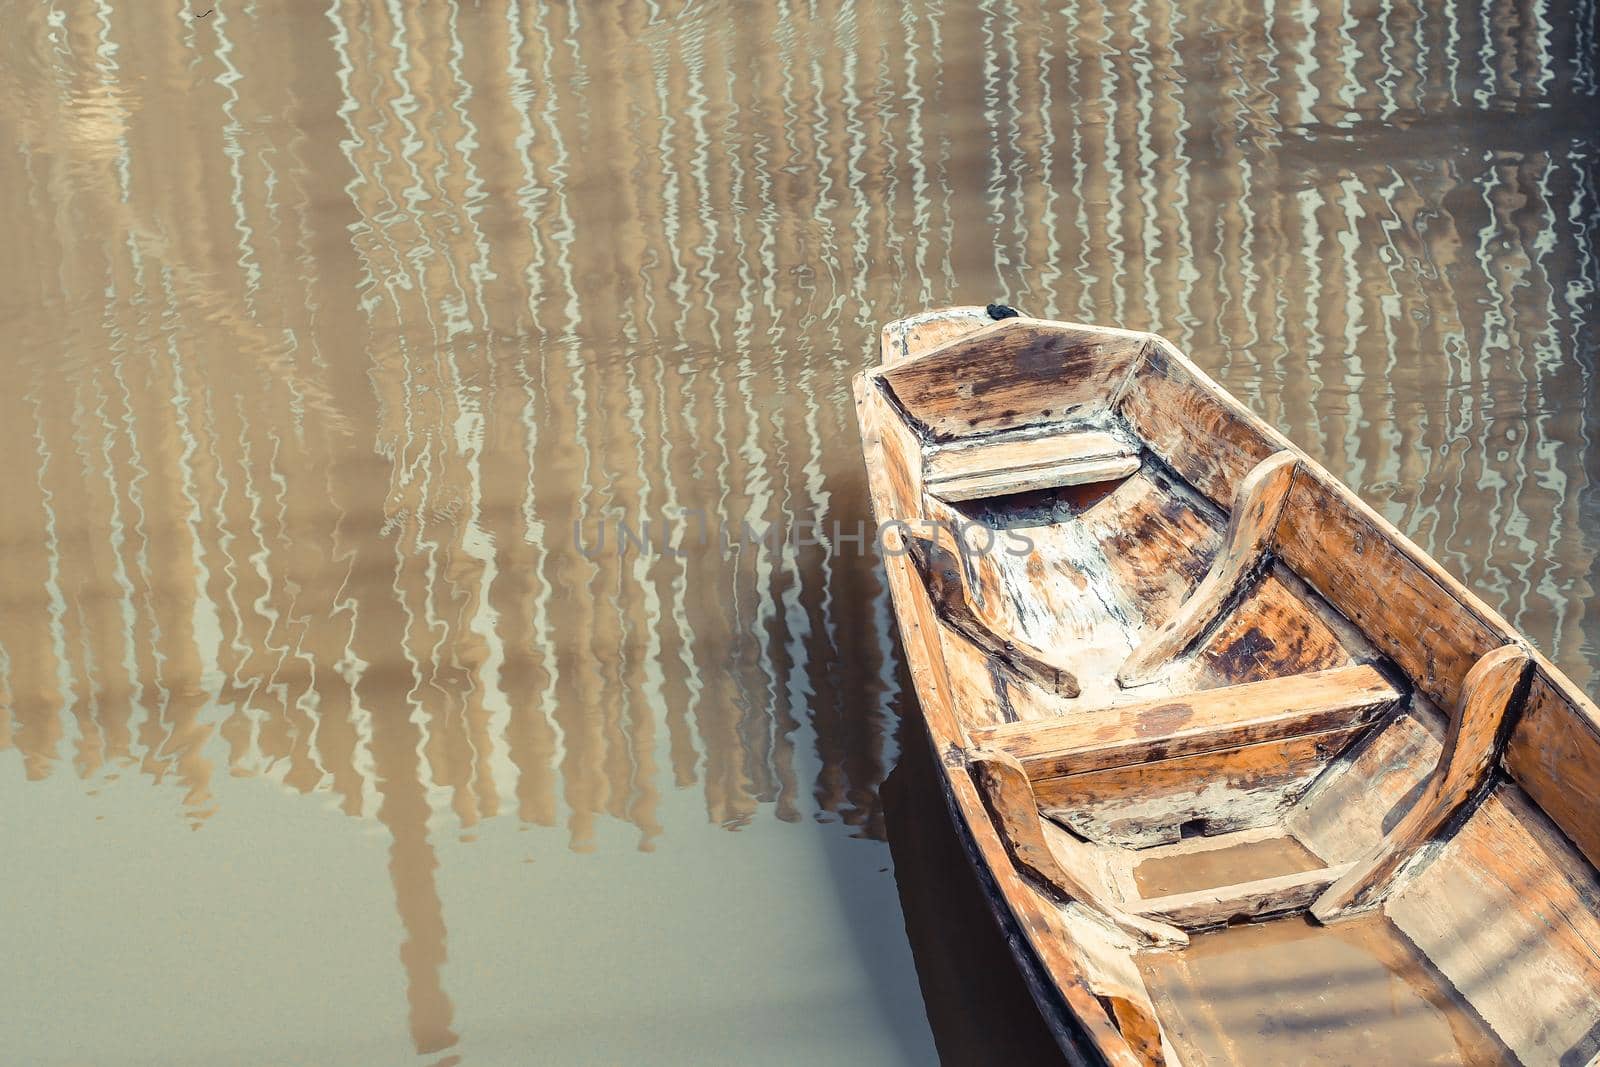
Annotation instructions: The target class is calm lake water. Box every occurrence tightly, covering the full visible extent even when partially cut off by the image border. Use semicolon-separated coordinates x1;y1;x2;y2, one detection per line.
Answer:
1;0;1595;1063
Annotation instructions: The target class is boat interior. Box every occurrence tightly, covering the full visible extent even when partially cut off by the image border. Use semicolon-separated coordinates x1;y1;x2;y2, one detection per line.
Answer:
856;308;1600;1067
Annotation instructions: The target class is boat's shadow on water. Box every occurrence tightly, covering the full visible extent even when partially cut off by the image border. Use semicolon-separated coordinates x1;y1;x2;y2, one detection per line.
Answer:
881;725;1065;1066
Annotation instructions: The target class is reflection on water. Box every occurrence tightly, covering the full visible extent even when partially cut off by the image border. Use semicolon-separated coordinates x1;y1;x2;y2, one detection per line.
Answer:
882;728;1067;1063
0;0;1594;1060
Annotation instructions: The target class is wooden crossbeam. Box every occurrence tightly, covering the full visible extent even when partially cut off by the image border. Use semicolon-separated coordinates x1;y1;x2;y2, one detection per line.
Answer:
968;748;1188;948
1117;450;1300;687
924;429;1141;502
1133;863;1354;929
973;664;1402;780
1312;644;1533;923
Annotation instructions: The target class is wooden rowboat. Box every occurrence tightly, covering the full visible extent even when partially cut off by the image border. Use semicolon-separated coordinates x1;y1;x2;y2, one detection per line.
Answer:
854;307;1600;1067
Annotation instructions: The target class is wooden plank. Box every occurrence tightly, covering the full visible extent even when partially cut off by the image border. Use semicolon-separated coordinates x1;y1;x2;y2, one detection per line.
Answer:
882;318;1146;440
933;621;1059;730
1139;904;1518;1066
917;496;1022;637
1134;863;1354;929
975;665;1400;778
1287;701;1443;863
1192;566;1358;687
1129;829;1325;899
928;430;1137;483
1117;451;1300;686
1082;467;1221;626
860;378;925;530
1274;464;1514;714
1503;658;1600;871
905;528;1080;699
969;748;1187;948
1114;336;1287;507
1386;786;1600;1066
1128;823;1291;863
1039;728;1366;848
925;428;1140;502
928;455;1142;503
1312;644;1532;922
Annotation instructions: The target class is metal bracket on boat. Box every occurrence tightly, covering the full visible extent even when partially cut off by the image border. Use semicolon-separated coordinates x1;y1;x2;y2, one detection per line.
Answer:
1117;450;1301;688
1311;643;1534;922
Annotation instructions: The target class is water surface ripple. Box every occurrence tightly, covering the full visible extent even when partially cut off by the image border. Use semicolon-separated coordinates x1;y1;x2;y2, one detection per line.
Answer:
0;0;1594;1063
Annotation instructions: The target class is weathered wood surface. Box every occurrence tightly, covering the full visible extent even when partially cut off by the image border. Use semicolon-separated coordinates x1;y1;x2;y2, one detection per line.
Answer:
1313;644;1532;922
1124;823;1296;866
1085;467;1220;620
1041;730;1365;848
1114;336;1287;507
1118;451;1299;686
1083;471;1356;689
1195;567;1357;686
934;624;1060;730
1118;331;1529;719
1102;995;1167;1067
1109;328;1600;897
976;665;1400;779
1287;700;1443;863
860;379;925;536
1387;785;1600;1066
1134;863;1354;929
916;496;1024;635
1504;656;1600;871
1274;466;1516;715
969;748;1187;948
879;305;993;366
905;528;1080;699
1121;826;1329;899
882;317;1146;440
855;367;1151;1066
916;491;1142;716
926;428;1141;502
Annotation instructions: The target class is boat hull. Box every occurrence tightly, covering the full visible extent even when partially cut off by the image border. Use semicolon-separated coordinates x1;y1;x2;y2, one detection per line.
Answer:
858;307;1600;1066
924;716;1108;1065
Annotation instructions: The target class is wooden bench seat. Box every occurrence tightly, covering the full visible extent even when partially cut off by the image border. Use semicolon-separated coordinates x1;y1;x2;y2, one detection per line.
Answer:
1120;826;1352;928
971;664;1404;780
1134;864;1354;927
924;428;1140;502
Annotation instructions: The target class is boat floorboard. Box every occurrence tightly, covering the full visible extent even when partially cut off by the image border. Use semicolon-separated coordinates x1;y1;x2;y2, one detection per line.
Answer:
1132;833;1323;898
1138;913;1514;1066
